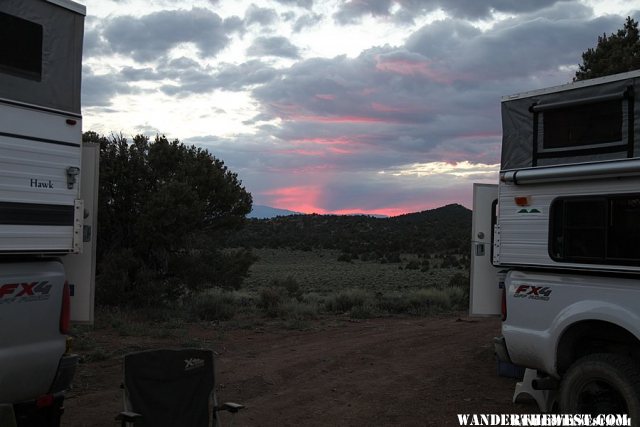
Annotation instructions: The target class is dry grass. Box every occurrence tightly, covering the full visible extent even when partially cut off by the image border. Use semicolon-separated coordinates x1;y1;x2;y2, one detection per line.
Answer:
243;248;466;295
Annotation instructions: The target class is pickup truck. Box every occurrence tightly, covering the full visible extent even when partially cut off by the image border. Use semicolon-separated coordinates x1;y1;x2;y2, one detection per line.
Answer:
0;261;77;426
0;1;96;425
471;70;640;419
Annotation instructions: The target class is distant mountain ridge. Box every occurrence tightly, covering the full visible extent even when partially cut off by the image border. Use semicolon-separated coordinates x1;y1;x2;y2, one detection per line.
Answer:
248;205;301;219
235;203;471;258
249;205;389;219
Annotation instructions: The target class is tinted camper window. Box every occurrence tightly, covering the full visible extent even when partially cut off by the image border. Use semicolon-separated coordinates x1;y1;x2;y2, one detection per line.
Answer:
550;194;640;265
0;12;43;81
543;100;622;149
531;90;633;166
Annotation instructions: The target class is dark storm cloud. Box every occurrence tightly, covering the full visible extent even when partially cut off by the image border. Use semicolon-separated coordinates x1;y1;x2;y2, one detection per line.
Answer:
82;66;139;107
273;0;314;9
405;6;623;81
82;27;108;58
252;51;457;128
248;6;631;175
158;58;278;96
334;0;572;24
223;16;245;33
247;36;301;58
293;13;323;32
334;0;392;24
245;4;279;26
209;60;279;90
100;8;233;62
120;66;158;81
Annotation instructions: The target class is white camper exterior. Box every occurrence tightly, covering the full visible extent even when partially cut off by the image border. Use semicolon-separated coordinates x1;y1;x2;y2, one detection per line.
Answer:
495;70;640;274
471;70;640;416
0;0;85;254
0;1;95;424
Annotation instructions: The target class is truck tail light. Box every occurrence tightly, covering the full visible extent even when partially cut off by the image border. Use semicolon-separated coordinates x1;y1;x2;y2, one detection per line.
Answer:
501;286;507;321
36;394;54;408
60;281;70;334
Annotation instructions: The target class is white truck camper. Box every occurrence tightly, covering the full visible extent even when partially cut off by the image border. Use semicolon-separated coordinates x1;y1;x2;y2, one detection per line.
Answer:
471;69;640;419
0;0;96;425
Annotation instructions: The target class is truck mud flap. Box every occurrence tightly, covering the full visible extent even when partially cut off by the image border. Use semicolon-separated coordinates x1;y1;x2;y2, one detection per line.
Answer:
49;354;79;394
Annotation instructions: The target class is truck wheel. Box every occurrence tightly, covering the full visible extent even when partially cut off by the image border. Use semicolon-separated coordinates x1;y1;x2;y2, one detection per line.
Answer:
560;353;640;419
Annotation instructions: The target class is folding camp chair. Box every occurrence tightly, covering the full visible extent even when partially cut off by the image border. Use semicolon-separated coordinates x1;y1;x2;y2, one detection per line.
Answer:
115;348;243;427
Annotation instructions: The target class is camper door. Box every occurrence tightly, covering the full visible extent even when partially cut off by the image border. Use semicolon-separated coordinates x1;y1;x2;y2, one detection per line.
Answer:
469;183;501;316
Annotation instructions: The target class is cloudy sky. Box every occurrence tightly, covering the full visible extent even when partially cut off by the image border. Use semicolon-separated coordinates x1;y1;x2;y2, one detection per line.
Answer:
77;0;639;216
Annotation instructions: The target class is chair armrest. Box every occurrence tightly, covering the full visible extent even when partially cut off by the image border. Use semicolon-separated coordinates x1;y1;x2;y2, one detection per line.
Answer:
116;411;143;422
215;402;244;413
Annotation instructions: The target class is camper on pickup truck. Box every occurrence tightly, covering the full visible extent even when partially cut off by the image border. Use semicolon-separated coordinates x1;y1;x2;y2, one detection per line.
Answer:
471;70;640;419
0;1;96;426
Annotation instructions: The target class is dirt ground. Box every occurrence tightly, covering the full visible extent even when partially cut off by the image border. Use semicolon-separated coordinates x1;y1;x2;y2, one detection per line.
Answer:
64;315;537;426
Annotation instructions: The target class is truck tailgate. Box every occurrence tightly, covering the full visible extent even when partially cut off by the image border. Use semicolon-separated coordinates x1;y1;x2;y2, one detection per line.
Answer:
0;260;67;403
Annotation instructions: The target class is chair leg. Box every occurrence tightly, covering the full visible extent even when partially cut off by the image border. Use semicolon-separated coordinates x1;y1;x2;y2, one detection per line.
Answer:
212;392;220;427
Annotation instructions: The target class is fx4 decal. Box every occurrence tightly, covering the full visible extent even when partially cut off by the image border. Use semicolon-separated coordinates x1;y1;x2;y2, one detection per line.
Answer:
0;281;52;304
513;284;552;301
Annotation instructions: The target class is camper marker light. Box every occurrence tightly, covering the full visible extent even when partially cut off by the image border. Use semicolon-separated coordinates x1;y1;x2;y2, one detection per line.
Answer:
514;196;531;206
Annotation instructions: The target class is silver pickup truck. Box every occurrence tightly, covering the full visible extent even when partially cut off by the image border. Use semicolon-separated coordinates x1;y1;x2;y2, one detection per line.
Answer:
471;70;640;419
0;261;78;425
0;1;95;425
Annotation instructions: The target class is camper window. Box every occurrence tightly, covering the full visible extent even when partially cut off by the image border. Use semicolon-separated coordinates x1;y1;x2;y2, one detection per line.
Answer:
543;99;622;150
0;12;43;81
550;194;640;265
530;90;633;166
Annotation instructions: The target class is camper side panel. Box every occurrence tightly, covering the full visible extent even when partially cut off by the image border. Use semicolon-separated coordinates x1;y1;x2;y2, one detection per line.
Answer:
497;176;640;272
0;103;81;252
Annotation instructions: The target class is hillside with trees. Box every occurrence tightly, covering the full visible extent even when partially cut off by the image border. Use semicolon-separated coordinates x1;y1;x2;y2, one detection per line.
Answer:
232;204;471;267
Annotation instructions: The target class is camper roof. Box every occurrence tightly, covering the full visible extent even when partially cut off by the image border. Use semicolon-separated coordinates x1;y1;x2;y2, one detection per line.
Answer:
46;0;85;16
502;69;640;103
500;70;640;170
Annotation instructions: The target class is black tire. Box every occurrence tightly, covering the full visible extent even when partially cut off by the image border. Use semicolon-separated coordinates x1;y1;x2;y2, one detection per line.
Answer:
560;353;640;423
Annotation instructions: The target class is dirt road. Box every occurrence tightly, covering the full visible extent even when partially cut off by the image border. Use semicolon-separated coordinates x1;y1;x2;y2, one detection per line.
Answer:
64;316;536;426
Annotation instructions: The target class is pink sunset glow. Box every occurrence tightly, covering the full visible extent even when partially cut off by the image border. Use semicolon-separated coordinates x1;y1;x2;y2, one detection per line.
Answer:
82;1;628;218
315;94;336;100
262;185;473;217
291;137;352;146
263;186;324;213
371;102;413;113
289;136;363;155
375;56;455;84
288;114;389;123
